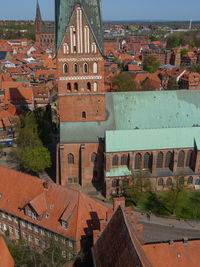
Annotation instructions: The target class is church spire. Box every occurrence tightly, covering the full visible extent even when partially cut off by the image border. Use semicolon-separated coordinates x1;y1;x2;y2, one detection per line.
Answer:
36;0;42;20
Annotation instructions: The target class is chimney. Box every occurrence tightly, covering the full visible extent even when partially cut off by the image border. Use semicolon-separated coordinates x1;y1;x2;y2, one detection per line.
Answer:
113;197;125;211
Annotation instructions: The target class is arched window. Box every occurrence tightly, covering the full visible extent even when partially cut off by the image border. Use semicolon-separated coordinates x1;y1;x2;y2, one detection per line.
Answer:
143;152;151;169
188;176;193;184
63;64;68;74
165;151;173;168
74;63;78;74
67;83;71;92
74;83;78;92
63;43;69;54
83;63;88;74
94;82;98;92
68;154;74;165
166;177;172;186
186;150;192;167
82;112;86;119
156;152;163;168
112;155;118;166
112;179;118;188
91;42;97;54
121;154;127;165
91;153;97;163
135;153;142;169
158;178;164;186
177;150;185;167
93;62;98;74
87;82;91;91
179;176;185;185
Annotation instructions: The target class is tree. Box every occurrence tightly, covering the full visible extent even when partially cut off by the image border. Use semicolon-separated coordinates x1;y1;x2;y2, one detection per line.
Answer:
167;76;179;90
166;35;180;49
21;146;51;173
111;73;136;92
181;49;189;58
143;56;159;73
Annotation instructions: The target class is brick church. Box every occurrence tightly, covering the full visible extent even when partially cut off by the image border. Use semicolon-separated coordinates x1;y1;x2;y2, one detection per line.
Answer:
56;0;200;198
35;0;55;47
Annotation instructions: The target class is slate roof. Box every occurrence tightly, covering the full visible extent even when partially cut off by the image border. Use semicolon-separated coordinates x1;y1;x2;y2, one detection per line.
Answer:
55;0;104;54
60;90;200;144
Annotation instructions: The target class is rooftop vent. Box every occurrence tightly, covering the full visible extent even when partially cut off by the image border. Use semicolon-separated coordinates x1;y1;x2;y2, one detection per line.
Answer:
177;253;181;259
45;213;50;220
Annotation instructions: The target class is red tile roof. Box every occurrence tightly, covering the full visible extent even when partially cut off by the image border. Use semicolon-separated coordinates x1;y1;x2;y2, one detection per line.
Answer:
0;237;14;267
0;166;109;242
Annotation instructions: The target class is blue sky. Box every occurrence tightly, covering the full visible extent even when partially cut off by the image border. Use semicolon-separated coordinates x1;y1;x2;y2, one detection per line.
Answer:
0;0;200;21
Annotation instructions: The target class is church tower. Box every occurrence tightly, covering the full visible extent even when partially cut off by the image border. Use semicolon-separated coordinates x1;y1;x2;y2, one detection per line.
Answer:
56;0;105;187
35;0;42;37
56;0;105;122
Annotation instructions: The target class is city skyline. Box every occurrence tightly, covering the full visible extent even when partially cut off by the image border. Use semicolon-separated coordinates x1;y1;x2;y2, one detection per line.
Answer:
0;0;200;21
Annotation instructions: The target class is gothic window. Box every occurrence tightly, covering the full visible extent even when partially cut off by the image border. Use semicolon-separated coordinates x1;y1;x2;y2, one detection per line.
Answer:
143;152;151;169
68;154;74;165
91;153;97;163
179;176;185;185
135;153;142;169
63;43;69;54
187;176;193;184
74;83;78;92
67;83;71;92
186;150;192;167
177;150;185;167
166;177;172;186
158;178;164;186
83;63;88;74
74;63;78;74
121;154;127;165
165;151;173;168
63;63;68;74
94;82;98;92
112;155;118;166
82;112;86;119
93;62;98;74
112;179;118;188
156;152;163;168
87;82;91;91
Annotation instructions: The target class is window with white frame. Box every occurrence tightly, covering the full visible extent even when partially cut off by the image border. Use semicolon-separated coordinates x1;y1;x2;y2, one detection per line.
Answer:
29;235;33;242
15;229;19;237
62;221;68;229
55;234;58;241
14;217;18;224
35;238;39;246
3;223;7;231
34;226;39;233
28;209;32;217
8;215;12;221
62;251;66;258
48;231;52;238
69;240;74;248
9;226;13;234
42;240;46;249
22;220;26;228
28;223;32;230
69;252;73;260
2;211;6;218
62;237;66;244
23;232;27;240
41;228;45;236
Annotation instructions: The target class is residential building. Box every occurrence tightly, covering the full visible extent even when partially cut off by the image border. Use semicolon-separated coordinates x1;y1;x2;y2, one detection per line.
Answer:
0;166;110;261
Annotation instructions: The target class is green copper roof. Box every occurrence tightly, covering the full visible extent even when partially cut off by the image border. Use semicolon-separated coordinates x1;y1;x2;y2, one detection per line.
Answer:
60;91;200;144
105;128;200;153
105;166;132;178
55;0;104;54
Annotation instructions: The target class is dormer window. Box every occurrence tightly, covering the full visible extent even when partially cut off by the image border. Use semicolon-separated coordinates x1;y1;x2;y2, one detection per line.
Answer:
62;221;68;229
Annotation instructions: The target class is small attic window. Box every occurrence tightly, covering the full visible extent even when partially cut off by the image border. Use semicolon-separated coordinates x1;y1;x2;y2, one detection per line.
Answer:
62;221;68;229
45;213;50;220
50;204;54;210
0;193;2;199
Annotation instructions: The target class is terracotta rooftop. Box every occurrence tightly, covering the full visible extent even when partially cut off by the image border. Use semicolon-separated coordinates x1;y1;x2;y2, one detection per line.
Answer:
0;237;14;267
0;166;109;242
